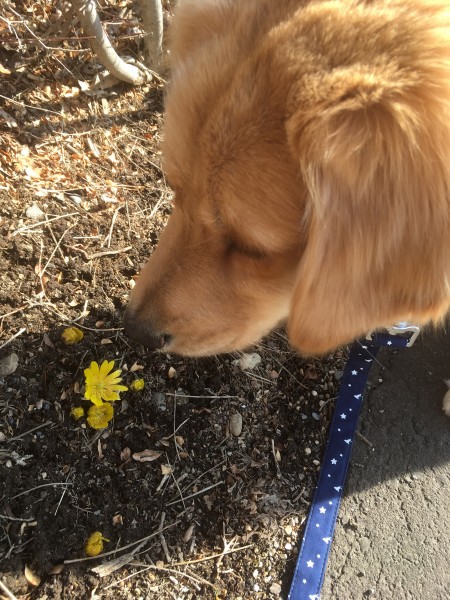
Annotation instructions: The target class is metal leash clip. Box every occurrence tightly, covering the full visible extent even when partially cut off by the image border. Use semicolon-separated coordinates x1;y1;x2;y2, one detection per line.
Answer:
366;322;421;347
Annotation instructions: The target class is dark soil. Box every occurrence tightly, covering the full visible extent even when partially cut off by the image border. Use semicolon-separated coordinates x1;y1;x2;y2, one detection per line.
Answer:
0;2;346;598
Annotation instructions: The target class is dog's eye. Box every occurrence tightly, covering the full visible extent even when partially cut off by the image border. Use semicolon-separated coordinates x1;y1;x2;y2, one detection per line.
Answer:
228;240;267;260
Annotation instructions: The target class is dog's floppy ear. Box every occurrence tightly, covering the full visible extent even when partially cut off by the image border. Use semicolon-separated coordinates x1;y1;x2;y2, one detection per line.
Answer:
286;66;450;355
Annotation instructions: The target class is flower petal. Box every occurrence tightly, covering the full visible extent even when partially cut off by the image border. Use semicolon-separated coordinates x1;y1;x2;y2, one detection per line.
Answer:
99;360;114;379
101;390;121;402
105;369;123;382
85;386;104;406
85;361;100;378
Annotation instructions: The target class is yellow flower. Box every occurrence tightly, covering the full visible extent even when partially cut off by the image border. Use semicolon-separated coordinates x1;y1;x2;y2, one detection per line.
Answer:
61;326;84;345
130;379;145;391
84;360;128;406
85;531;109;557
71;407;84;421
87;403;114;429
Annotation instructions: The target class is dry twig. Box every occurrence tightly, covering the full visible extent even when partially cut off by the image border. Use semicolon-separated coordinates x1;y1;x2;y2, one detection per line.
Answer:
0;328;26;351
0;579;18;600
3;421;53;444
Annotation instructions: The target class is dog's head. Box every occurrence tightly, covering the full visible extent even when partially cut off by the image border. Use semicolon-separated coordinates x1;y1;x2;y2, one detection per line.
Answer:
125;0;450;356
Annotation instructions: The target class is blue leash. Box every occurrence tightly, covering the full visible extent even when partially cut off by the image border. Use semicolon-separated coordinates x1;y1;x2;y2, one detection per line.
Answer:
288;327;419;600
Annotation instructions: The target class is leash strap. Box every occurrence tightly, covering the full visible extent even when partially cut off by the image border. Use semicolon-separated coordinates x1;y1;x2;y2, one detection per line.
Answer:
288;333;410;600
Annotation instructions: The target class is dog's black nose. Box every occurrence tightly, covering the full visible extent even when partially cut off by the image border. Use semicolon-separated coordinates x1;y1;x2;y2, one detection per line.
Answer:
123;309;172;350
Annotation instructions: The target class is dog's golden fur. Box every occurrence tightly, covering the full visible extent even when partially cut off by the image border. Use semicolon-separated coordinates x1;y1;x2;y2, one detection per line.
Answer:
126;0;450;357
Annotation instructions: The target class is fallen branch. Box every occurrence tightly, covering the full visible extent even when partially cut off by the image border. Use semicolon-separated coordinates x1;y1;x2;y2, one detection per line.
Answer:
74;0;151;85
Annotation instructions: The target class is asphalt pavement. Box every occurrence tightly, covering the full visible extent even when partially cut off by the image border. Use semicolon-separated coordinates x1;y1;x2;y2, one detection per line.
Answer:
322;329;450;599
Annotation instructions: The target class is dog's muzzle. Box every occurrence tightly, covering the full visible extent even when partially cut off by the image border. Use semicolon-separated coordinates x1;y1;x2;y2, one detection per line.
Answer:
123;308;172;350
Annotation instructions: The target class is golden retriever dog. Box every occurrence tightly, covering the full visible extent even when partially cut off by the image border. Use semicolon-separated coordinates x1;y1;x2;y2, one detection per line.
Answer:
125;0;450;364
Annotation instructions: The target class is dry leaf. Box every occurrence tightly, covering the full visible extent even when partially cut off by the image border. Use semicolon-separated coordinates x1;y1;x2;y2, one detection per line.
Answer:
43;333;55;348
0;108;17;127
183;524;195;543
25;564;41;586
78;79;90;92
120;447;131;462
179;451;189;459
100;338;113;345
175;435;184;447
132;449;161;462
112;514;123;526
130;362;144;372
161;464;173;475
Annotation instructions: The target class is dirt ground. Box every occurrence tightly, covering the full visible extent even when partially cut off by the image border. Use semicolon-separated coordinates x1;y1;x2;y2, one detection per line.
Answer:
0;3;346;598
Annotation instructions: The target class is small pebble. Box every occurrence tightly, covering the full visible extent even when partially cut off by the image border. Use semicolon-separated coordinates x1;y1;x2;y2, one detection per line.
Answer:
229;412;243;437
270;583;282;595
152;392;166;411
238;353;261;371
305;447;311;455
334;370;344;381
26;204;44;220
312;412;320;420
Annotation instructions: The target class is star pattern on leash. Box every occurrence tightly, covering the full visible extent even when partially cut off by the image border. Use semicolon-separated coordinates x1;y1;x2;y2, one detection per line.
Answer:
289;335;410;600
